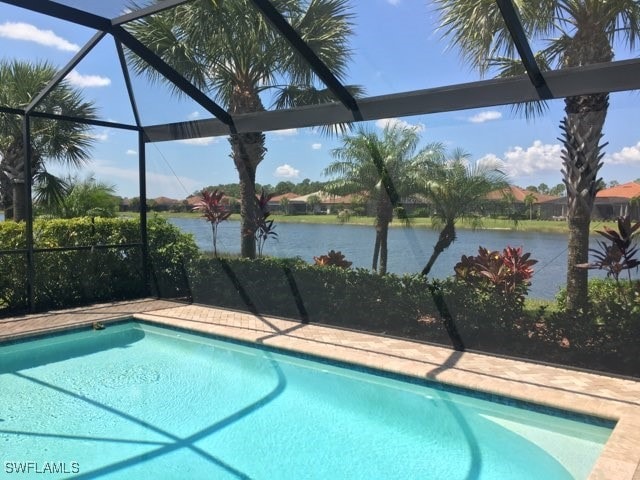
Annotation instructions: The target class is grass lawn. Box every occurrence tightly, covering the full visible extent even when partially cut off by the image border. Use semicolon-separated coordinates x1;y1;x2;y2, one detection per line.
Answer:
124;211;619;234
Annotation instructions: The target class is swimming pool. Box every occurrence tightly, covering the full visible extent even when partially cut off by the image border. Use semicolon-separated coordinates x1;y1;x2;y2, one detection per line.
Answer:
1;322;613;479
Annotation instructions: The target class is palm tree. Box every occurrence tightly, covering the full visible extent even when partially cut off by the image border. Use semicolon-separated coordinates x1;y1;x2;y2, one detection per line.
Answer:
524;192;536;221
435;0;640;311
324;124;435;275
126;0;361;258
419;149;508;276
0;60;96;221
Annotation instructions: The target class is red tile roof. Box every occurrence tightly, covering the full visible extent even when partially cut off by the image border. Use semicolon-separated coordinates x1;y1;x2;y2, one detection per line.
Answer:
485;185;558;203
596;182;640;199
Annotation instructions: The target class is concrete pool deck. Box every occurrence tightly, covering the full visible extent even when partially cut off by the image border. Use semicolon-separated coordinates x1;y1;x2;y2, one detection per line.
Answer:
1;298;639;480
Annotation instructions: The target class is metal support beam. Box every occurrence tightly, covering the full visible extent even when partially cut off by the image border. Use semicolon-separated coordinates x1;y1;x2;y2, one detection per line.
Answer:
115;39;142;127
249;0;361;118
143;58;640;142
0;0;111;31
495;0;552;99
112;0;192;25
22;115;35;312
112;25;235;127
138;131;150;296
29;110;139;131
26;31;107;114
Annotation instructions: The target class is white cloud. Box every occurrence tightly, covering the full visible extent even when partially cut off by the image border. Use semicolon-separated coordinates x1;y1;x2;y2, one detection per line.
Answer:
375;117;425;132
607;142;640;165
387;0;401;5
478;141;562;178
274;164;300;179
177;137;220;146
188;111;201;120
66;70;111;88
311;143;322;150
126;149;137;156
89;130;109;142
468;110;502;123
273;128;298;136
0;22;79;52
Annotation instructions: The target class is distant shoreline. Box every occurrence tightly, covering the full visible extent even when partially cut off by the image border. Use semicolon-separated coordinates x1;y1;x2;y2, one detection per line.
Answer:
118;211;602;234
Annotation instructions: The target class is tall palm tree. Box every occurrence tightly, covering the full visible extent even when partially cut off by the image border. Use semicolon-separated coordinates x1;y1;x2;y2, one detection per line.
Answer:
435;0;640;311
419;149;508;276
524;191;537;220
324;124;436;275
0;60;96;222
126;0;361;258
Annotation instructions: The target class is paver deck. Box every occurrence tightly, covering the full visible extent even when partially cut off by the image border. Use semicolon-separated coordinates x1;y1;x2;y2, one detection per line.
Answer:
2;298;639;480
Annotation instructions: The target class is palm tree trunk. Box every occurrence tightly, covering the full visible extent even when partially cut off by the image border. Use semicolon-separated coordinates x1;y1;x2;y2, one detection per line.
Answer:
229;86;267;259
561;25;612;313
561;94;608;312
374;194;393;275
372;234;380;271
12;180;26;222
421;220;456;277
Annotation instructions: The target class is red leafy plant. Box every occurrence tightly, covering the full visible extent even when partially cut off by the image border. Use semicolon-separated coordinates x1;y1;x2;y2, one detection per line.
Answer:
313;250;352;269
255;189;277;257
578;215;640;282
193;189;231;257
455;246;537;297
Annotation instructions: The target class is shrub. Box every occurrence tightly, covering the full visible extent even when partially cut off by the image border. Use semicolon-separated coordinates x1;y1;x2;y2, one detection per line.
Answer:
189;257;437;332
0;216;198;315
313;250;352;268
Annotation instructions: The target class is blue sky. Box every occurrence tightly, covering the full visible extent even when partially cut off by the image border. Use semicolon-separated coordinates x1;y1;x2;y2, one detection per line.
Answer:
1;0;639;199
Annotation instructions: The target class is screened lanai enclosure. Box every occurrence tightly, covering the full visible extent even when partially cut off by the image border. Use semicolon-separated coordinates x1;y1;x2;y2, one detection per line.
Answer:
1;0;639;377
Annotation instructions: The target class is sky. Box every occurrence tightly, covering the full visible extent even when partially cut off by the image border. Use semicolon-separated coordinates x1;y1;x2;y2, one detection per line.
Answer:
1;0;639;199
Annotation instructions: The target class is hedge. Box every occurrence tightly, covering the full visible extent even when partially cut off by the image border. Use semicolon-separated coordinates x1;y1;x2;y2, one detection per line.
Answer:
0;216;198;315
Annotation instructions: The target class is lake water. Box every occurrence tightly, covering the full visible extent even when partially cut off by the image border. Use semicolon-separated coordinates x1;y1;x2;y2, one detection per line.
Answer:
168;217;615;300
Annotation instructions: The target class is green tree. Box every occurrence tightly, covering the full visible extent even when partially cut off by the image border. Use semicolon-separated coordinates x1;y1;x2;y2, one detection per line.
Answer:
549;183;566;197
325;124;430;275
524;192;537;221
435;0;640;311
419;149;508;276
274;181;295;195
280;196;291;215
57;175;118;218
128;0;361;258
306;194;320;214
0;60;96;221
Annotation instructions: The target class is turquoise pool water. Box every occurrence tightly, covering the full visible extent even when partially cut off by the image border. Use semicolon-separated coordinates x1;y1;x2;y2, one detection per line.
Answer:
0;322;613;479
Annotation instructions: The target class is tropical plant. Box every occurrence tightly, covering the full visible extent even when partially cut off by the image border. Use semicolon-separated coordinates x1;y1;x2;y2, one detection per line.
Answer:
255;189;277;257
306;194;321;214
325;124;435;275
455;246;537;298
0;60;97;221
419;149;508;276
126;0;361;258
434;0;640;311
313;250;352;268
192;189;231;256
523;192;536;221
578;215;640;282
279;197;291;215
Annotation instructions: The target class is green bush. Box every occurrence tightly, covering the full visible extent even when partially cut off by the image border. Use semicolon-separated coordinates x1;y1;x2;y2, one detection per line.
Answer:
189;257;437;332
0;216;198;314
555;279;640;347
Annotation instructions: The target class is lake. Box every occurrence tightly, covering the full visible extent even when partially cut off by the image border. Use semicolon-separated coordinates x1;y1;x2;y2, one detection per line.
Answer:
168;217;614;300
0;211;613;299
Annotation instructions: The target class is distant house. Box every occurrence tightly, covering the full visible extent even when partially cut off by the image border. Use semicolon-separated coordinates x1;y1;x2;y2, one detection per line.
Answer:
150;196;180;212
268;193;300;214
484;185;560;219
287;191;362;214
594;182;640;220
